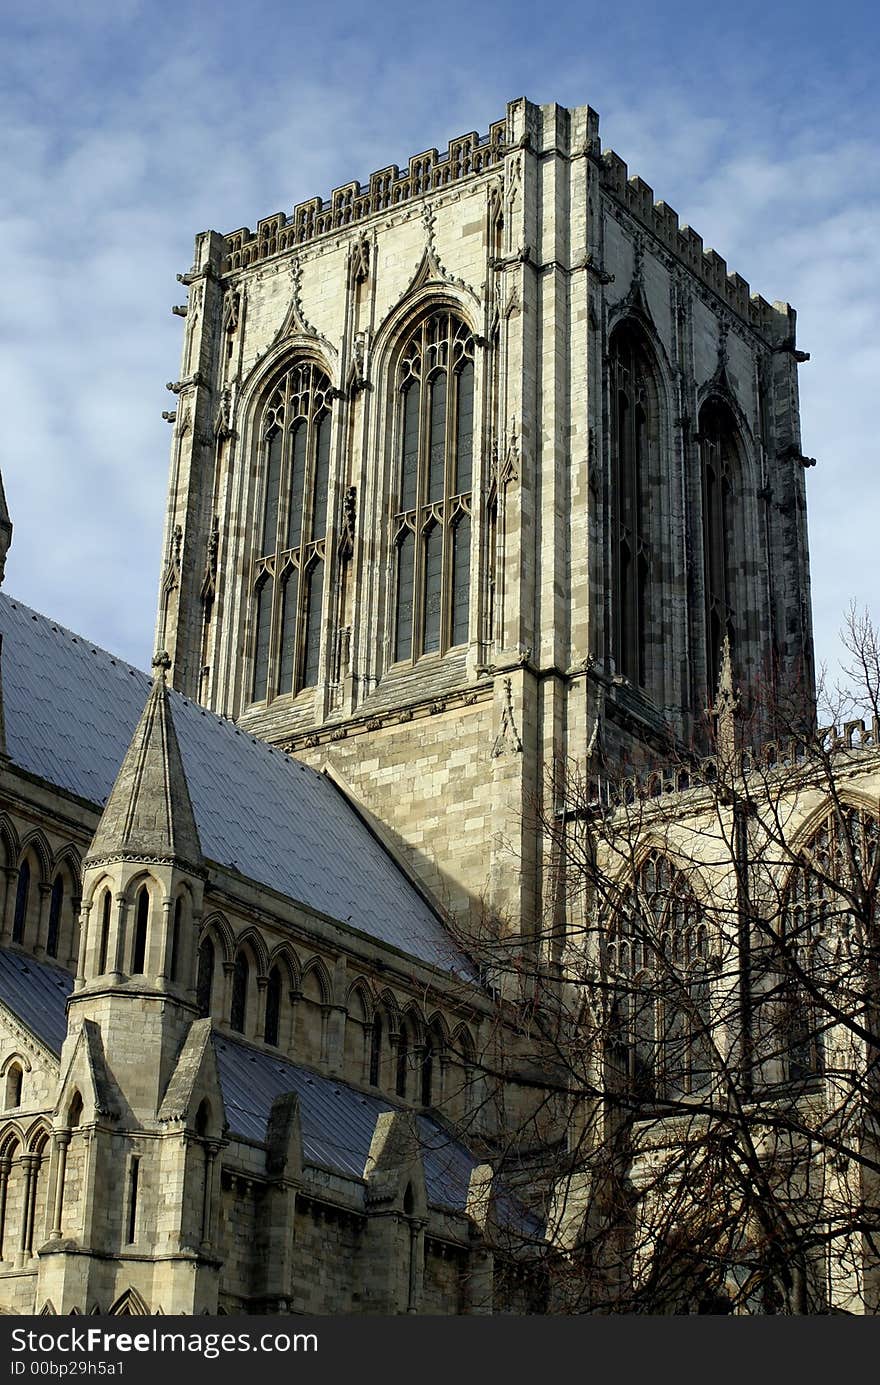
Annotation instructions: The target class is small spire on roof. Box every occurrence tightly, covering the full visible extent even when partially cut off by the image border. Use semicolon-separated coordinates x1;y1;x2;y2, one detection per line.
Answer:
0;468;13;587
86;647;201;870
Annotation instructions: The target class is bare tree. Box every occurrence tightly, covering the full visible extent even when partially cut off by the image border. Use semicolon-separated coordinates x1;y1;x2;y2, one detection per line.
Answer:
455;623;880;1314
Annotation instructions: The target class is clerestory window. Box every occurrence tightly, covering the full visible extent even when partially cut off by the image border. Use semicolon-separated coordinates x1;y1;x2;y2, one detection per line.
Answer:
605;852;714;1103
392;312;474;663
251;361;333;704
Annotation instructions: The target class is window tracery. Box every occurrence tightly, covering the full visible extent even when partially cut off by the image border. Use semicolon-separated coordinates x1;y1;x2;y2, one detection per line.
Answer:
610;323;656;687
392;312;474;662
781;805;878;1081
605;852;713;1101
699;398;739;694
251;362;333;703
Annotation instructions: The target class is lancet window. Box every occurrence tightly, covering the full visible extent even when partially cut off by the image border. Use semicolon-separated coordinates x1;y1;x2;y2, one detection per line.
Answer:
605;852;713;1102
251;361;333;703
392;312;474;662
610;323;656;687
699;398;739;695
781;805;879;1081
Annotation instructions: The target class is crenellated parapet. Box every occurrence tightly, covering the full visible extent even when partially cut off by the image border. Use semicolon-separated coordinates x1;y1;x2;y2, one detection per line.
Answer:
223;119;508;272
596;148;794;340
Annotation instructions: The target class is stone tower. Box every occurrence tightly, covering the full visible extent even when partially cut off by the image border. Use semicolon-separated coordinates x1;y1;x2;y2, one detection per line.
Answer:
41;653;223;1313
157;97;814;942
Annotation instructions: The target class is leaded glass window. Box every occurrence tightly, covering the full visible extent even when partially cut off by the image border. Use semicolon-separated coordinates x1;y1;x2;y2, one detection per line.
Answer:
605;852;714;1101
610;323;655;686
700;399;738;695
47;875;63;959
392;314;475;662
251;362;333;702
265;966;282;1048
230;952;248;1034
781;806;878;1081
131;887;148;975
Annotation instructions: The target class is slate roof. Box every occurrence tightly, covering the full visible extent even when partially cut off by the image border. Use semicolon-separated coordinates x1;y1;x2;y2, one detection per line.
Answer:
215;1033;476;1214
0;947;72;1055
0;593;473;977
0;954;538;1234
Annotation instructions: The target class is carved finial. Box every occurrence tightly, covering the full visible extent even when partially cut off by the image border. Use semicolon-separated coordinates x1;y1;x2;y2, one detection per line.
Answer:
422;201;437;250
152;650;172;680
706;633;739;766
632;231;644;286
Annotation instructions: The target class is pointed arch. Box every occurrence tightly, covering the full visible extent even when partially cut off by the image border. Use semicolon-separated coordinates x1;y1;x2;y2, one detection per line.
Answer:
0;1128;23;1159
26;1120;51;1154
233;927;270;979
604;849;716;1101
18;830;52;887
267;942;301;992
779;798;879;1082
387;306;477;665
300;955;332;1007
107;1287;150;1317
246;356;336;707
608;316;669;695
401;1001;426;1048
52;843;83;883
199;912;234;966
0;816;19;871
345;976;374;1023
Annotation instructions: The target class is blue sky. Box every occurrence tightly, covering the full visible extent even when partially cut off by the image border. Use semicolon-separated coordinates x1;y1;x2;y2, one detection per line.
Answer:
1;0;877;697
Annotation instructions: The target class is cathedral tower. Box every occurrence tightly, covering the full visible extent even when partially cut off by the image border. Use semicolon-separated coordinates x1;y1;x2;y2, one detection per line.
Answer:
157;97;814;943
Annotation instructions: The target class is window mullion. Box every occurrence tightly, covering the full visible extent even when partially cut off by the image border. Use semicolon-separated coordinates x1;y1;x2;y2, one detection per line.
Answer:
414;337;429;659
442;356;454;652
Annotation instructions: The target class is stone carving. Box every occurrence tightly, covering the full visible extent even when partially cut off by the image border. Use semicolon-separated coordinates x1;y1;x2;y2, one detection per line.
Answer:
492;678;523;758
338;487;356;562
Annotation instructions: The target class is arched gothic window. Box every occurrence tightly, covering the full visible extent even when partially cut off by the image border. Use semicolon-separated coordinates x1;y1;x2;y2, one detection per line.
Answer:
97;890;112;975
46;875;63;959
369;1013;383;1088
699;398;739;695
169;897;182;983
264;966;282;1048
395;1024;409;1098
196;939;215;1018
5;1065;22;1109
230;952;248;1034
251;362;333;703
610;323;657;687
605;852;713;1102
131;887;149;975
392;312;474;663
781;805;878;1082
12;861;29;945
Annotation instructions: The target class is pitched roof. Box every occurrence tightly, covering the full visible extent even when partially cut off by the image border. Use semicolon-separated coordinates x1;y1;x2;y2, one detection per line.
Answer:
0;593;473;977
214;1033;478;1214
88;653;202;870
0;947;72;1055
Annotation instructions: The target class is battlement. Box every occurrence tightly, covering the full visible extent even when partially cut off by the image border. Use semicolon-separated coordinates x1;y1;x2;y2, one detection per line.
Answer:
586;717;880;814
218;99;794;339
223;118;508;272
597;148;792;337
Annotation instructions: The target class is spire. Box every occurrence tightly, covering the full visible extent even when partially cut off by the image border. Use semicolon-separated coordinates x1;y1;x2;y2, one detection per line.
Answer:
0;467;12;586
86;651;202;870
